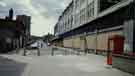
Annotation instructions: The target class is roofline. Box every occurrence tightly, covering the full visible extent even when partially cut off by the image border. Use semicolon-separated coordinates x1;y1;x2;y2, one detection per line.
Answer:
58;0;73;21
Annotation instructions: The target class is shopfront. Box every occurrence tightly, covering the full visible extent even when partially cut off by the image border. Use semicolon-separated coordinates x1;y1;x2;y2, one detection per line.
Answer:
110;2;135;74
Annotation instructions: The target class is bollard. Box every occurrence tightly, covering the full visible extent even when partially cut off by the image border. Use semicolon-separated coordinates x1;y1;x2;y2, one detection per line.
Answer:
51;47;55;56
107;50;112;65
37;48;40;56
23;48;27;56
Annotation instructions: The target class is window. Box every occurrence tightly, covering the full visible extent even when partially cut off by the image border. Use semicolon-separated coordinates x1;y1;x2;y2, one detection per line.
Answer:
71;16;73;28
87;1;94;18
99;0;125;12
75;0;80;10
91;3;94;16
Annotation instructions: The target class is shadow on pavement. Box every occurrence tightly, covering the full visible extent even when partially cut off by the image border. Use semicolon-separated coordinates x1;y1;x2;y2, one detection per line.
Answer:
0;56;27;76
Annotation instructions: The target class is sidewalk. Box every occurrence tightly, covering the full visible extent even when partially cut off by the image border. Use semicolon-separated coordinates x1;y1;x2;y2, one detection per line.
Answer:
0;53;132;76
0;55;27;76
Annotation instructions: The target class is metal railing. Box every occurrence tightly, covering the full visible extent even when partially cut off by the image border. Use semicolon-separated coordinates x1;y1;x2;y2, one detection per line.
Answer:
51;47;84;56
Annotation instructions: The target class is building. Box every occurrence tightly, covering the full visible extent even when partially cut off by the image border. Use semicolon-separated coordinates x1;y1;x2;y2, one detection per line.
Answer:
16;15;31;47
0;19;16;52
0;9;31;53
53;0;135;74
0;17;25;52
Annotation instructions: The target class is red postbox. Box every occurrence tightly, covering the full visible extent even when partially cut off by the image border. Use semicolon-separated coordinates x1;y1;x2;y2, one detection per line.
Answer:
107;35;124;65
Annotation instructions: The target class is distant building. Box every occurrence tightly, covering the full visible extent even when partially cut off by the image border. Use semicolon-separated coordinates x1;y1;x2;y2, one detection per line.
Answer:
9;8;13;20
5;8;14;20
16;15;31;46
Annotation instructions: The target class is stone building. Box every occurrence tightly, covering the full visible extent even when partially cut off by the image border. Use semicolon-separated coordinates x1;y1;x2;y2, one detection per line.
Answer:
53;0;135;74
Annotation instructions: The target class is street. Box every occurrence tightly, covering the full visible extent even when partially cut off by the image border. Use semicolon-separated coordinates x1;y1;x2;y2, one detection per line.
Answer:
0;48;132;76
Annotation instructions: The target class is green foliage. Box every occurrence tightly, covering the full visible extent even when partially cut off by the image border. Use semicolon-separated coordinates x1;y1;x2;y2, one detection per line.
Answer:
43;33;54;43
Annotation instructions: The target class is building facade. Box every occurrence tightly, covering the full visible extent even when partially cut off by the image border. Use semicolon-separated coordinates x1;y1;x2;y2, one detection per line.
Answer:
53;0;135;74
0;9;31;53
54;0;134;53
16;15;31;47
0;17;28;52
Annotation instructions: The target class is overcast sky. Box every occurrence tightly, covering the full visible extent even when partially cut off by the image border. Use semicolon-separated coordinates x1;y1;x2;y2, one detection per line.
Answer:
0;0;72;36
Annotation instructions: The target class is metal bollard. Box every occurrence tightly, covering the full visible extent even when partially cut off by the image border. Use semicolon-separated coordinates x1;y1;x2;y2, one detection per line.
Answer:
51;47;55;56
23;48;27;56
37;48;40;56
64;49;67;55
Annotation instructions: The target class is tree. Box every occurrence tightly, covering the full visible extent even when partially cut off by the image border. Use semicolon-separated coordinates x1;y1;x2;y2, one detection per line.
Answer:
43;33;54;43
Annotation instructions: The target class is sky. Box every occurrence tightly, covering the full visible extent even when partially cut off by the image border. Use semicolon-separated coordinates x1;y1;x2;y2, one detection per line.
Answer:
0;0;72;36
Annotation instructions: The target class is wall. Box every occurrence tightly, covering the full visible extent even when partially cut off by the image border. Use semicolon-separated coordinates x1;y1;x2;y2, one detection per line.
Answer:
86;35;96;50
63;38;73;48
63;30;123;52
97;31;123;51
73;37;81;49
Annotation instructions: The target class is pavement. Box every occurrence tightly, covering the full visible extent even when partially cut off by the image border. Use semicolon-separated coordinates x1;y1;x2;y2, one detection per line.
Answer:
0;47;132;76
